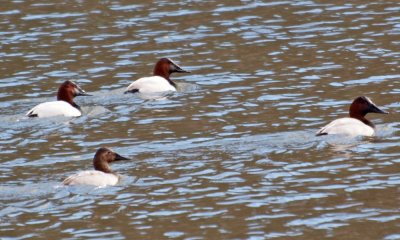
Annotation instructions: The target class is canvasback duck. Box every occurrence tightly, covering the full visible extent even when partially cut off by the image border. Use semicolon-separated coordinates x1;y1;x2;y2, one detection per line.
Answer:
316;96;388;137
26;80;91;118
125;58;190;93
63;147;130;186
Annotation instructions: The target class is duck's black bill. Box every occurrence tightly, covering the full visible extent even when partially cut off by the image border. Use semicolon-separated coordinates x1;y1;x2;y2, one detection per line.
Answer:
76;88;92;96
369;104;388;114
115;153;130;161
175;67;191;73
77;92;92;96
171;62;191;73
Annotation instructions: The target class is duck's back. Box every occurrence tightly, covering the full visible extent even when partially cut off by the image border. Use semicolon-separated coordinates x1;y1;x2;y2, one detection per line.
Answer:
316;117;375;136
27;101;81;118
126;76;176;93
63;170;119;186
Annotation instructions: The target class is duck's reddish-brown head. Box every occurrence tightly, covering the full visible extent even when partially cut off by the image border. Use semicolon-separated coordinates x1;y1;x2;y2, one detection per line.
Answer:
153;58;190;80
57;80;91;109
349;96;388;118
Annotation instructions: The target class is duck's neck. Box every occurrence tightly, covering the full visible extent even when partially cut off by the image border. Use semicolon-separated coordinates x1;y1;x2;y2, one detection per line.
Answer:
154;69;176;88
94;160;113;173
58;92;80;110
350;113;375;128
71;102;81;110
165;78;176;88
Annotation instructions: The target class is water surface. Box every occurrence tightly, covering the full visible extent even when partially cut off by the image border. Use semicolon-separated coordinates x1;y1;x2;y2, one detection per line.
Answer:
1;0;399;239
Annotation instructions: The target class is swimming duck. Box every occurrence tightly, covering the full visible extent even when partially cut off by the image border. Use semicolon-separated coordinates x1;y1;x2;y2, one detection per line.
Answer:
316;96;388;136
26;80;91;118
63;147;130;186
125;58;190;93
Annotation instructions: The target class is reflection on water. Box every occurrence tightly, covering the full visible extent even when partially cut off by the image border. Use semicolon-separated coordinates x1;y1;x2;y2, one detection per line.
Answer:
1;0;399;239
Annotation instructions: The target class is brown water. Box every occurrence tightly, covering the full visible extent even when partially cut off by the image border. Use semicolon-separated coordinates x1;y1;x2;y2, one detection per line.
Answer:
1;0;399;239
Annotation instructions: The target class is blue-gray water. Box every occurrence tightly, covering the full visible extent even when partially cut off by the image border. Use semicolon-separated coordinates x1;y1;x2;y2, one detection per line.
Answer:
1;1;399;239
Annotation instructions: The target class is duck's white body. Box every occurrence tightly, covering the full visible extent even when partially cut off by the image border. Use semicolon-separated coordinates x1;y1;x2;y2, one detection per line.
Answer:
316;117;375;136
26;101;81;118
126;76;176;93
62;170;120;186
